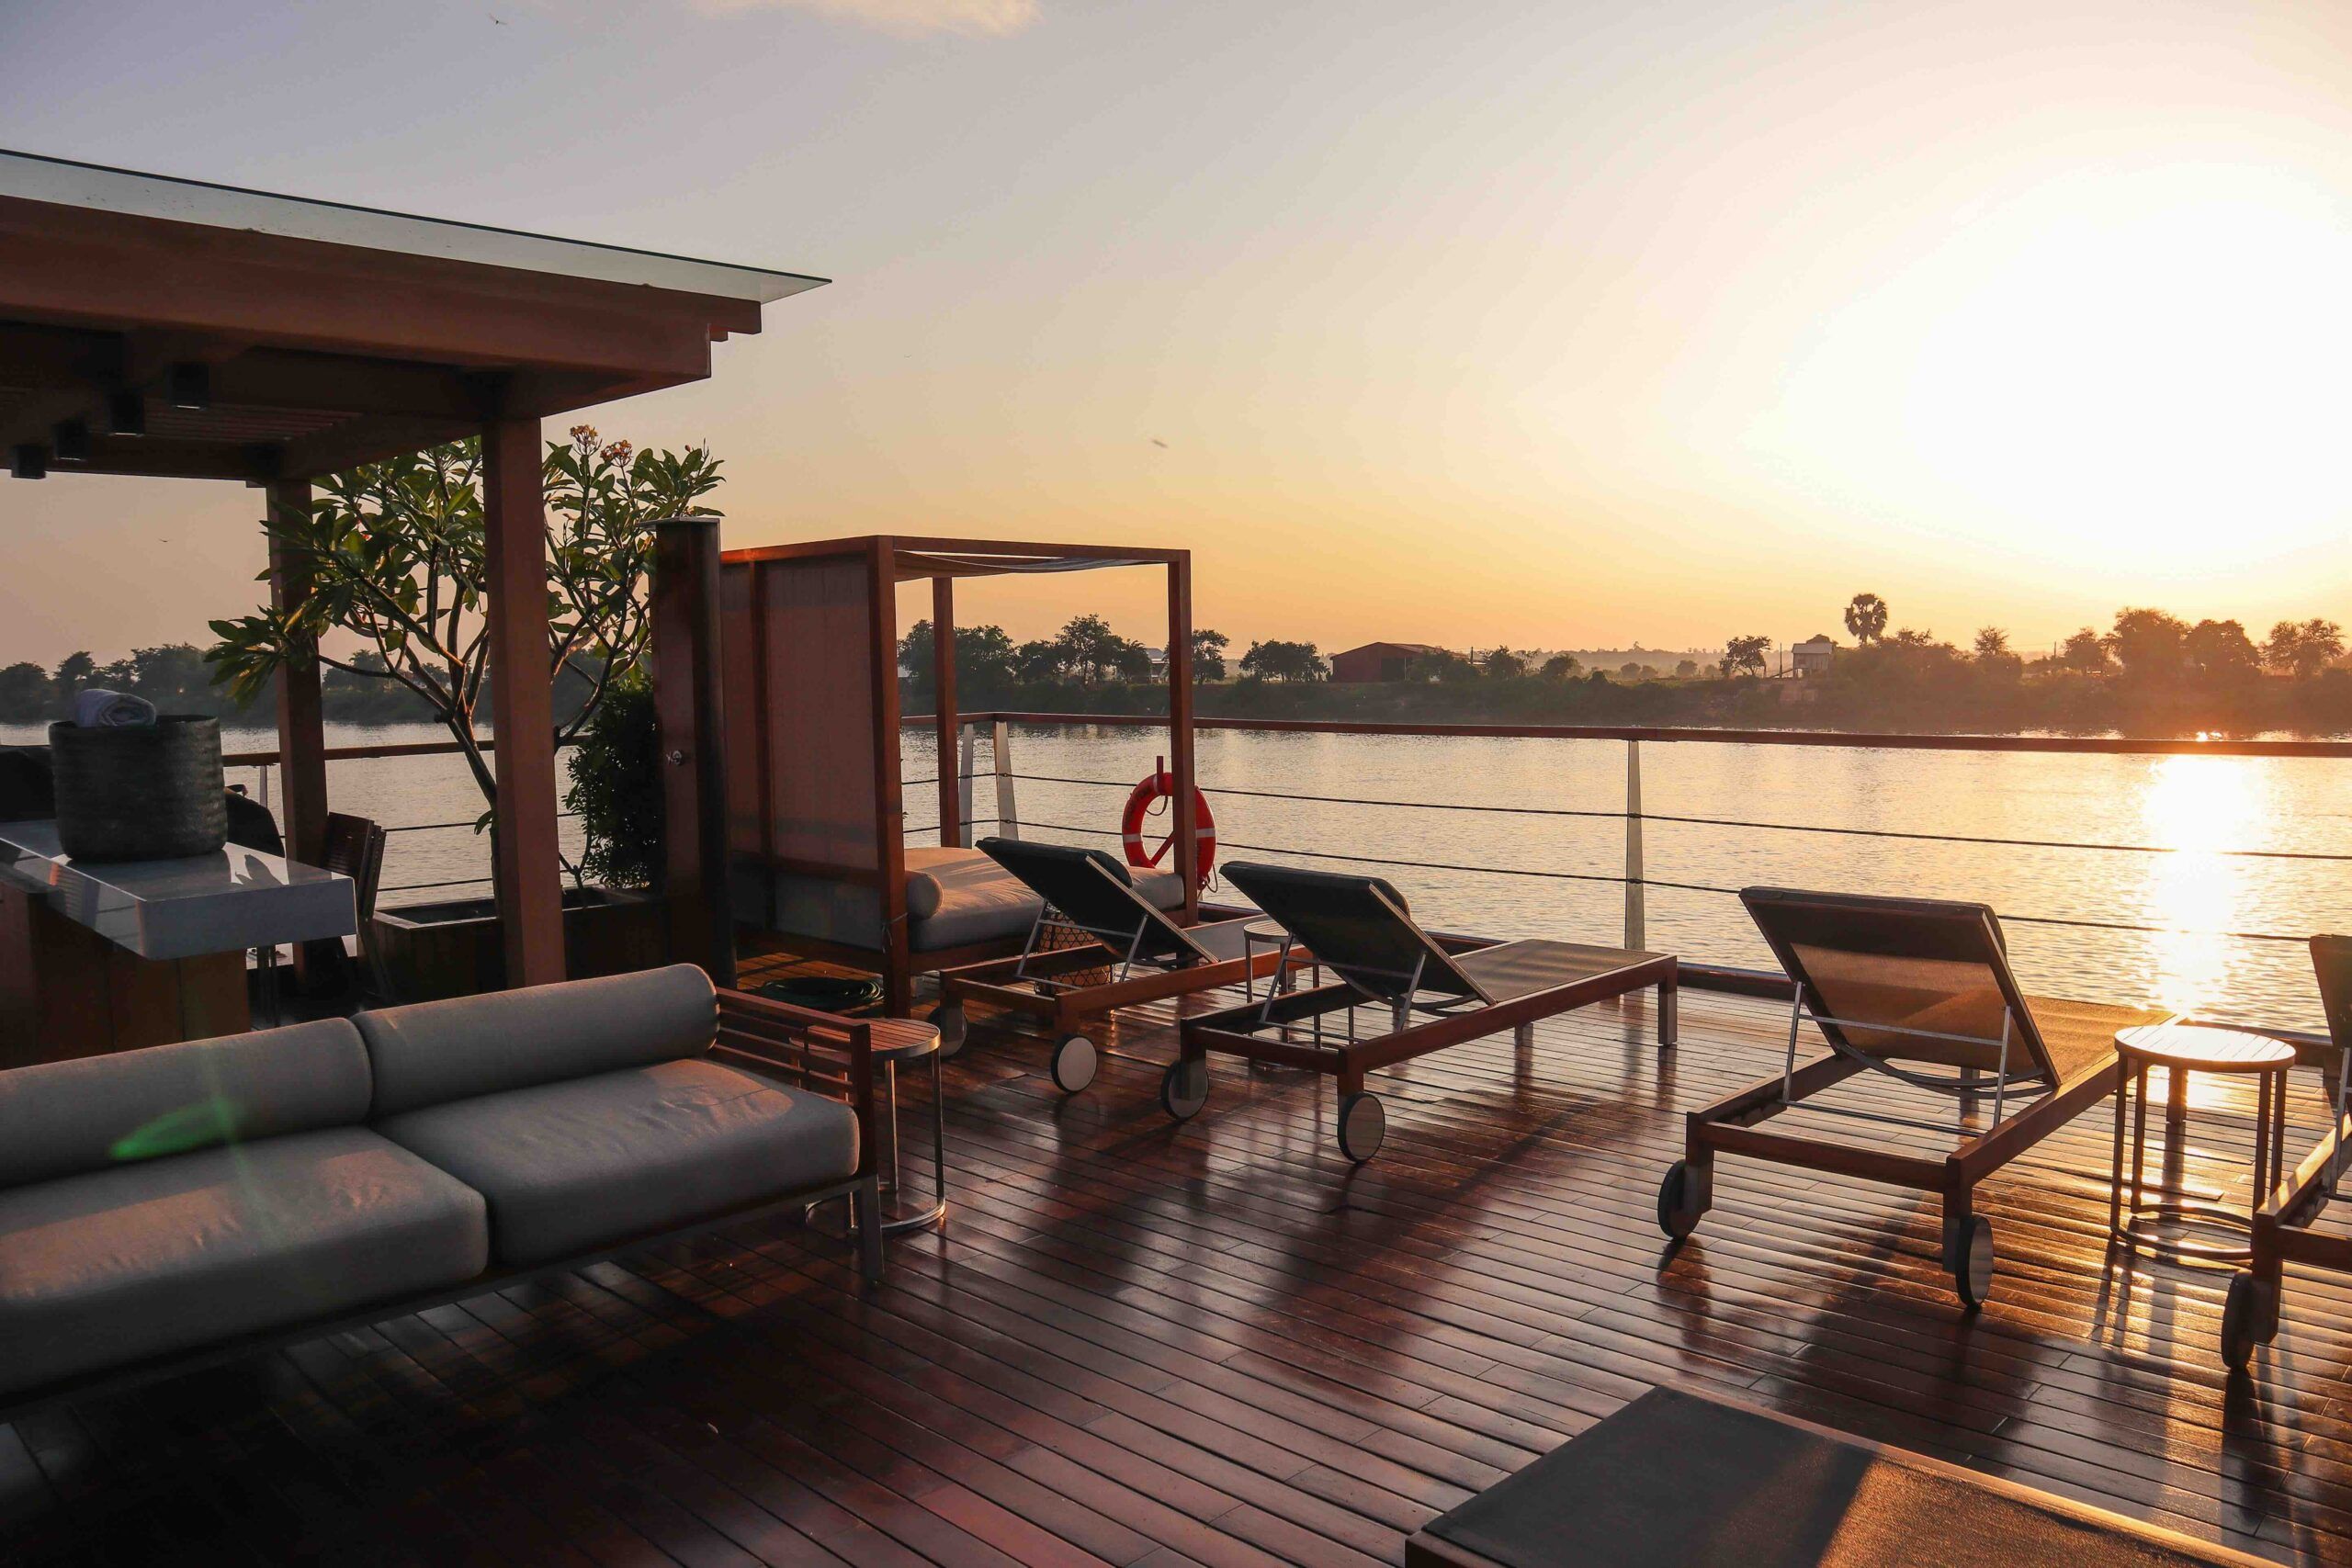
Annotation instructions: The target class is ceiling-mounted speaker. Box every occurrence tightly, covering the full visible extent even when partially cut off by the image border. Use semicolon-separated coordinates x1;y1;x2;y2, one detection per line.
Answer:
166;362;210;411
9;445;48;479
51;419;90;462
106;390;147;435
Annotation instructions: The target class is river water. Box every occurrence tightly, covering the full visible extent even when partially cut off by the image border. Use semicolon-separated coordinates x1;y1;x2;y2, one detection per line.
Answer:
7;719;2346;1032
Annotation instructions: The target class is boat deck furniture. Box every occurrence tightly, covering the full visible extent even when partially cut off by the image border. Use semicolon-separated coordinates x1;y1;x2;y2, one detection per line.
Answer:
809;1015;948;1235
1174;862;1677;1161
711;536;1203;1016
934;838;1294;1093
2111;1023;2294;1267
1404;1384;2270;1568
1659;886;2170;1307
0;817;356;1065
2221;935;2352;1370
0;964;880;1419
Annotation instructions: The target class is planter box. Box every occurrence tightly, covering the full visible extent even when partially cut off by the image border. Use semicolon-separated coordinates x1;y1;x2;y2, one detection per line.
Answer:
369;886;666;1002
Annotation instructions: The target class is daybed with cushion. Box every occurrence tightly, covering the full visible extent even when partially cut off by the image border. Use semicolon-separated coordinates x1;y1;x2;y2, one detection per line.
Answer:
0;964;879;1416
740;842;1185;1013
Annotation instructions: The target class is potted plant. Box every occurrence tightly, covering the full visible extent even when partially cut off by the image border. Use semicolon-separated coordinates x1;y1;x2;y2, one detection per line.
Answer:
207;426;717;998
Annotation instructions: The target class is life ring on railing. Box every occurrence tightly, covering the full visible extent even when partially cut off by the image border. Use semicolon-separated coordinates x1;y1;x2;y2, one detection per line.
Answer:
1120;759;1216;886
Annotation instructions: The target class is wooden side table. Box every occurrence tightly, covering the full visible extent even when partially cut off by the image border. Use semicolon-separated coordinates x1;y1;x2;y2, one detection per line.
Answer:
2111;1023;2294;1266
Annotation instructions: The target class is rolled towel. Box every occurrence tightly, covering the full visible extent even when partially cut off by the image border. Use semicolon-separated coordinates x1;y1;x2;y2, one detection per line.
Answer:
70;689;158;729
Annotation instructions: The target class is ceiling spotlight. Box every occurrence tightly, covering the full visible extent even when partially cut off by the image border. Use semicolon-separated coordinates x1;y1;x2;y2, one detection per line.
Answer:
51;419;90;462
106;390;146;435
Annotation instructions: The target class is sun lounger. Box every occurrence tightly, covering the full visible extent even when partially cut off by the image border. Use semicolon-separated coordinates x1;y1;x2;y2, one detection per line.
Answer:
2220;934;2352;1371
1406;1384;2270;1567
933;838;1303;1092
1173;862;1677;1161
1659;886;2169;1306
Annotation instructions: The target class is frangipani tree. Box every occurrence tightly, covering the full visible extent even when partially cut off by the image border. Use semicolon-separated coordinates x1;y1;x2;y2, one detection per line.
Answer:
207;425;721;818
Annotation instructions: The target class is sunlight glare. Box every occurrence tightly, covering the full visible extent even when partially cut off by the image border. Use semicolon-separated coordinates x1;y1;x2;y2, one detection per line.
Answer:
2141;754;2257;1025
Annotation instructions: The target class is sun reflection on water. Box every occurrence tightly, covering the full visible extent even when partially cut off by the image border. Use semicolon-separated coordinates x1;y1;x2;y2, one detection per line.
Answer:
2141;754;2259;1022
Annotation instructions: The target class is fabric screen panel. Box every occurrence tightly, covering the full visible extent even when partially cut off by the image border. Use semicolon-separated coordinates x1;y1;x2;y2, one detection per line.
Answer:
763;555;882;876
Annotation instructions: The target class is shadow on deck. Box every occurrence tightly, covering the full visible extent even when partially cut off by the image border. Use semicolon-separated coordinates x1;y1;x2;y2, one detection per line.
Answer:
5;976;2348;1566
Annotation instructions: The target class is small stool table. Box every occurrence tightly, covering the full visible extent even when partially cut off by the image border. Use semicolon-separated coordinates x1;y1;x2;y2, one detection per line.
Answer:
812;1016;946;1235
1241;919;1321;1055
2111;1022;2294;1266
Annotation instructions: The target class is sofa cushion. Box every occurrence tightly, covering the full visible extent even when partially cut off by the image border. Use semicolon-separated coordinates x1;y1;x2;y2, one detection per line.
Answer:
0;1127;487;1397
356;963;717;1117
374;1058;858;1268
0;1019;371;1189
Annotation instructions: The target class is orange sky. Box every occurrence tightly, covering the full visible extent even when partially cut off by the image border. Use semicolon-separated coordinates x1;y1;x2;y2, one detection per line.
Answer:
5;0;2349;667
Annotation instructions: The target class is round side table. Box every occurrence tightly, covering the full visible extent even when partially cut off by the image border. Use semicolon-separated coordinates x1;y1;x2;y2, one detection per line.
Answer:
812;1016;946;1235
2110;1022;2294;1266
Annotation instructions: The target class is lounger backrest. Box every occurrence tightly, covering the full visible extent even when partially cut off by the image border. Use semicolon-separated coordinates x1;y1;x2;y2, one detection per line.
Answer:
2312;936;2352;1062
1741;886;2056;1078
978;838;1208;965
1223;861;1482;1003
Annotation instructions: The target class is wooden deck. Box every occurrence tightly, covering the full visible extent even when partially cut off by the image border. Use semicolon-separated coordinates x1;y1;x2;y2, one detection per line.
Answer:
7;977;2352;1566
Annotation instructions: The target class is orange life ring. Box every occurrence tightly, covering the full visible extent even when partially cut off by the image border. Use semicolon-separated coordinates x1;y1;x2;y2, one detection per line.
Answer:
1120;764;1216;886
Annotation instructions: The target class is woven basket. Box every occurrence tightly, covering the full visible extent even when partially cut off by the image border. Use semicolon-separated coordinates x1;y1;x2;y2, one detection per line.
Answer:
47;716;227;862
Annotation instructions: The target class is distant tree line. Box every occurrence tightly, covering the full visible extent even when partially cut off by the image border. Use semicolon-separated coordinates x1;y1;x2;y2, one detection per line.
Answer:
898;596;2352;737
0;644;602;728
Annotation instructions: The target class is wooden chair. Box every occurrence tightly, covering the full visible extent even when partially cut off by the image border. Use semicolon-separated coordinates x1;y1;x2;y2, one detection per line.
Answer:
2221;935;2352;1369
307;812;387;1005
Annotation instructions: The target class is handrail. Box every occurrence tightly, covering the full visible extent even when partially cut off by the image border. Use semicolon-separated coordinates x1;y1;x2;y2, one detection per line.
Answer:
905;709;2352;759
221;737;581;767
999;771;2352;863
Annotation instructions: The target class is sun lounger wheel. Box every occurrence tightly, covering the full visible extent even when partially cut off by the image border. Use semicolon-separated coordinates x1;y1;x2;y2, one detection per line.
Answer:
1338;1091;1386;1162
934;1001;967;1059
1657;1160;1704;1240
1160;1058;1210;1122
1051;1033;1098;1094
1952;1215;1996;1308
2222;1272;2273;1371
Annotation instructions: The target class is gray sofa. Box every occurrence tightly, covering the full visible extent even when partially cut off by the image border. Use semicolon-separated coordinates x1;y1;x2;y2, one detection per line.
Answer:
0;964;878;1411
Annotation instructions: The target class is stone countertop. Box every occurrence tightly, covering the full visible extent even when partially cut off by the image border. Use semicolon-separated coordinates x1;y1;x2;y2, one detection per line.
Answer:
0;819;355;962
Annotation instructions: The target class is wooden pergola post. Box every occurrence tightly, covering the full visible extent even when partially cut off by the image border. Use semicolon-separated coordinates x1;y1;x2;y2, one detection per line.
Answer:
933;575;959;848
652;515;734;987
482;406;566;989
866;536;913;1016
1167;553;1198;921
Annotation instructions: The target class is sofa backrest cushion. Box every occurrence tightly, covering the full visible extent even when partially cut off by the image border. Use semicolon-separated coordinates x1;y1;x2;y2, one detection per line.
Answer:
0;1018;371;1189
356;964;718;1117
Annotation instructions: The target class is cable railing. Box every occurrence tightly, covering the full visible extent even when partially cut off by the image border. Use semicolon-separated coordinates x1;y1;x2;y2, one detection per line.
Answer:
912;712;2352;1033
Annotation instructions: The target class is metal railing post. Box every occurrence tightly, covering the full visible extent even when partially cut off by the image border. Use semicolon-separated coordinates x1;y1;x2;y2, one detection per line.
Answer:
1623;739;1645;950
992;719;1019;839
956;724;978;845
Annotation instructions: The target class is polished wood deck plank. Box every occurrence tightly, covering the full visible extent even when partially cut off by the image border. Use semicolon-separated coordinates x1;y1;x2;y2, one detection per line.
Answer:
6;975;2351;1565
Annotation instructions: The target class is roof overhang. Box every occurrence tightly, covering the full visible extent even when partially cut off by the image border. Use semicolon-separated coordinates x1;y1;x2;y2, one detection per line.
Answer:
0;150;828;484
725;536;1188;581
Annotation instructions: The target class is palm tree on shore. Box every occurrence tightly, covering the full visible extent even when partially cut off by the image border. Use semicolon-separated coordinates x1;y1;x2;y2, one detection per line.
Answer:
1844;592;1889;645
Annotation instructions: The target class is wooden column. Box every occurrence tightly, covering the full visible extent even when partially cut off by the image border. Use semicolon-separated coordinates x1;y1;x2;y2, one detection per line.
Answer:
933;574;960;848
481;409;565;989
866;537;913;1015
1167;555;1199;920
653;514;734;987
266;477;331;987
